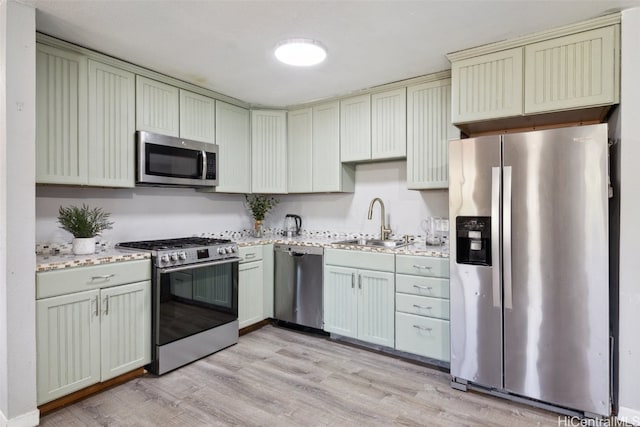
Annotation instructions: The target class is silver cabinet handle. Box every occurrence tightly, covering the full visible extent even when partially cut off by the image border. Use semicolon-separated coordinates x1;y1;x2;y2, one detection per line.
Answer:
103;295;110;316
413;325;433;332
93;296;99;317
412;264;433;270
351;272;355;289
244;253;256;259
412;304;432;310
358;274;362;289
491;166;501;308
413;284;433;291
91;274;115;280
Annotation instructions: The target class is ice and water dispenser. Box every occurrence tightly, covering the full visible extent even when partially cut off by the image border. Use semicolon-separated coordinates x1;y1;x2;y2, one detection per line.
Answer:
456;217;492;266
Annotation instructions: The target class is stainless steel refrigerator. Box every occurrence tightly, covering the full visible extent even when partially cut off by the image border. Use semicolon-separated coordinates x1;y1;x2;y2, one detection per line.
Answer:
449;124;611;416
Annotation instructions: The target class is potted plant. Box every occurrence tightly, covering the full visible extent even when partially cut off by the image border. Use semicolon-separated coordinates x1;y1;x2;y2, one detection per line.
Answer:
244;194;278;237
57;204;114;255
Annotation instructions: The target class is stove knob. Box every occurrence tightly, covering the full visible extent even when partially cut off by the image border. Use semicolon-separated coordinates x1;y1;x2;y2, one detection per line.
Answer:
217;247;226;255
160;254;170;263
229;246;237;253
178;251;187;260
170;252;178;261
226;247;234;254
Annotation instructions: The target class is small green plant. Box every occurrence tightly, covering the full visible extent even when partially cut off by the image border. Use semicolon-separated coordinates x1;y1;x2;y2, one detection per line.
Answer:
57;204;114;238
244;194;279;221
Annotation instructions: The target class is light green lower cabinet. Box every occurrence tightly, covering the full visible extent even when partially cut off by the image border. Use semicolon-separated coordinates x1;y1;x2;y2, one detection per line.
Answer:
395;254;450;363
36;261;151;405
323;249;395;347
238;245;273;329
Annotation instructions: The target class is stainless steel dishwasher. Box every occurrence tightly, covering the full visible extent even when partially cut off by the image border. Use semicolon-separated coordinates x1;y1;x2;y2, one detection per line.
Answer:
274;244;323;329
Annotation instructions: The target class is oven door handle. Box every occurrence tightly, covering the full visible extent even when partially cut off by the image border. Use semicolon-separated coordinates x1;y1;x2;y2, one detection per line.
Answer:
158;257;240;273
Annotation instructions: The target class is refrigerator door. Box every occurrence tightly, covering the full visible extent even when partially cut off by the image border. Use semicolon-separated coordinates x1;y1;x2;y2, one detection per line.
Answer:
449;135;503;389
502;124;610;415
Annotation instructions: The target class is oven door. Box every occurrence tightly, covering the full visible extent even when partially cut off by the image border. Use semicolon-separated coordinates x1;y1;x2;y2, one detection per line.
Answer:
154;258;239;348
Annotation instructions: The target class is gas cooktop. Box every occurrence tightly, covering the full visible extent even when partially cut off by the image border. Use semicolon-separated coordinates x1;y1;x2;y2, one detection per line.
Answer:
117;237;238;267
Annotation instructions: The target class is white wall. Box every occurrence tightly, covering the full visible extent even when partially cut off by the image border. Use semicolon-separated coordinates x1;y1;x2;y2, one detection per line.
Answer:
617;8;640;425
36;161;448;243
0;1;38;426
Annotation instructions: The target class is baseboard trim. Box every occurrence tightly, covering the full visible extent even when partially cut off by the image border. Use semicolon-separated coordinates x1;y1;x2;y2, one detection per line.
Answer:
618;406;640;426
38;367;145;416
0;409;39;427
239;319;271;336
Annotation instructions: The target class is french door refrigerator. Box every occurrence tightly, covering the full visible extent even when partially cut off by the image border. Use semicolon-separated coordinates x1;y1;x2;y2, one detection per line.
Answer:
449;123;610;416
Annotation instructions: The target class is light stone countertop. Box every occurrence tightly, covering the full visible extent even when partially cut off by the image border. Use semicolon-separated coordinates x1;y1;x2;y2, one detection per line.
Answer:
36;248;151;272
36;232;448;271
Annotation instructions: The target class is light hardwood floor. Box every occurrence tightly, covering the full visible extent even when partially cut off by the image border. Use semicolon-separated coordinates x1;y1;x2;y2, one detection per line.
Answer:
40;325;561;426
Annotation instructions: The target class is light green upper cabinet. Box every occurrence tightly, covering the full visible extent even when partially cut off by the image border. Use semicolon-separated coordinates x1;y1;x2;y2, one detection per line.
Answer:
451;47;524;124
213;101;251;193
251;110;287;194
371;87;407;160
312;101;354;192
524;26;619;114
407;78;458;190
88;60;136;187
340;94;371;162
135;75;180;137
36;44;88;185
179;89;216;143
287;108;313;193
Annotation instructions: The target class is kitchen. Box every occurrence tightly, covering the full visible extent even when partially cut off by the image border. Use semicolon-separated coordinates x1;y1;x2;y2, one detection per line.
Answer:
2;1;640;426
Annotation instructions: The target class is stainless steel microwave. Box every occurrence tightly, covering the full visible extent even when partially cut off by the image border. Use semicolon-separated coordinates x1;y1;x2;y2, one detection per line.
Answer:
136;131;218;187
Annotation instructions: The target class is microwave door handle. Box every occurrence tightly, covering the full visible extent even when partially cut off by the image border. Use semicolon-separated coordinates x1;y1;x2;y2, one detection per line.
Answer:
201;151;207;180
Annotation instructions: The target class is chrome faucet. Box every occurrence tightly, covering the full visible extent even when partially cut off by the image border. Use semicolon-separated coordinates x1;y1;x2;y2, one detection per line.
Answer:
367;197;392;240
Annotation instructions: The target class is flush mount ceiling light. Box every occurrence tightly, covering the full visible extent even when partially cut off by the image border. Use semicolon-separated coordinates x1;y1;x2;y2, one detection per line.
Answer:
274;38;327;66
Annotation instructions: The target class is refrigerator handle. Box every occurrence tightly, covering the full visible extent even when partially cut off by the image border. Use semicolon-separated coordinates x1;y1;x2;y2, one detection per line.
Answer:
503;166;513;309
491;167;501;308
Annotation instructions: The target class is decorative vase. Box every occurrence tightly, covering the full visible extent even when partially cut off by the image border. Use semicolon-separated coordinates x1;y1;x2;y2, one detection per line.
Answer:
72;237;96;255
253;220;263;237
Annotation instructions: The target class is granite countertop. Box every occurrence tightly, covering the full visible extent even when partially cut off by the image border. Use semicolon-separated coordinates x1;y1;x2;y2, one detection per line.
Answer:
36;248;151;272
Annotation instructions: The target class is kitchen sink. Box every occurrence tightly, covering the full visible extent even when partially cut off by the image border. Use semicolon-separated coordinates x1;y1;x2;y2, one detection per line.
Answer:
333;238;411;249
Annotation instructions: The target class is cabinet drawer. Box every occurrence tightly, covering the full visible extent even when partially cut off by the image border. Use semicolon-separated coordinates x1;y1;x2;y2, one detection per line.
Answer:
395;255;449;278
395;312;450;362
396;274;449;299
36;260;151;299
324;248;395;272
239;245;263;263
396;293;449;320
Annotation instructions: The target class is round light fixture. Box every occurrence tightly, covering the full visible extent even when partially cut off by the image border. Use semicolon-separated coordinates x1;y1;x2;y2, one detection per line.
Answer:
274;38;327;66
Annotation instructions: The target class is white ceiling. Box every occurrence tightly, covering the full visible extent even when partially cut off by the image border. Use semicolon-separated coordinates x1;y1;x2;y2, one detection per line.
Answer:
27;0;640;107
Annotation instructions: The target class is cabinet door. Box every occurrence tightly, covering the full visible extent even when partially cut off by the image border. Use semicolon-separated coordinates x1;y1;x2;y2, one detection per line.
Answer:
36;289;100;404
238;260;264;328
36;44;88;185
100;281;151;381
287;108;313;193
451;47;524;123
371;88;406;160
357;270;395;347
135;76;179;137
340;94;371;162
323;265;358;338
312;101;343;192
180;89;216;143
251;110;287;193
407;79;459;190
88;60;136;187
524;25;618;114
214;101;251;193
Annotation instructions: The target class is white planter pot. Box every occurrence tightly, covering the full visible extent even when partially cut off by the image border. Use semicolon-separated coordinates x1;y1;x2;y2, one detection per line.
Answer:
72;237;96;255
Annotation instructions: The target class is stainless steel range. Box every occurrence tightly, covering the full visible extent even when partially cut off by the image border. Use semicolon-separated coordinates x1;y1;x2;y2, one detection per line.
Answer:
118;237;239;375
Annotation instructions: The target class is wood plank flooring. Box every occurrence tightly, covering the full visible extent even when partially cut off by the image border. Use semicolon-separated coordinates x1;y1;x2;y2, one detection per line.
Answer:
39;325;561;426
